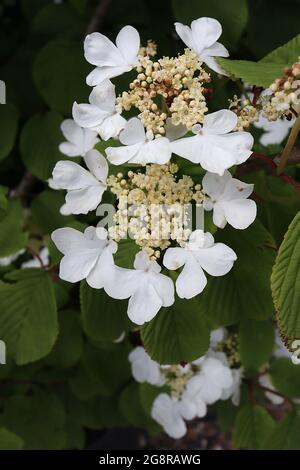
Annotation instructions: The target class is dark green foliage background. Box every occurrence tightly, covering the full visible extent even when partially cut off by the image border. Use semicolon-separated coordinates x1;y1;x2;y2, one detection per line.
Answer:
0;0;300;450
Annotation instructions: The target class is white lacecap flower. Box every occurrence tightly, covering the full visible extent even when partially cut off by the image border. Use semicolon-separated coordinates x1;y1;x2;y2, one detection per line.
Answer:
128;346;165;386
21;247;49;269
254;114;294;146
151;393;196;439
51;149;108;215
210;327;226;347
182;356;233;411
51;226;117;288
202;170;257;230
104;251;175;325
106;117;172;165
59;119;99;157
165;118;187;142
174;17;229;75
163;229;237;299
72;80;126;141
170;109;254;175
84;25;140;86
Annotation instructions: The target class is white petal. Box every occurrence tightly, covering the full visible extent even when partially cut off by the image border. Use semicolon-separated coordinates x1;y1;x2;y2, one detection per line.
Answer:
191;17;222;51
176;255;207;299
84;149;108;182
151;394;187;439
171;135;201;164
220;199;257;229
116;25;140;65
176;399;197;421
174;22;195;49
133;250;152;270
212;202;227;228
127;280;162;325
59;251;98;283
72;102;105;129
195;243;237;276
104;265;141;299
89;80;116;113
222;178;254;201
202;170;231;200
202;41;229;58
52;160;97;190
86;246;115;289
202;55;229;75
52;227;105;254
163;247;187;270
106;142;142;165
119;117;145;145
60;119;83;146
64;184;105;215
198;135;244;175
203;110;237;135
130;138;171;165
86;65;131;86
84;32;124;67
59;142;81;157
98;113;126;140
221;132;254;164
150;272;175;307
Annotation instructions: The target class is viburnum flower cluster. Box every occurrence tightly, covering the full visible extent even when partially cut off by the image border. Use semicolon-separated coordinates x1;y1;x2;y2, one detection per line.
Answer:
50;17;258;326
129;328;242;438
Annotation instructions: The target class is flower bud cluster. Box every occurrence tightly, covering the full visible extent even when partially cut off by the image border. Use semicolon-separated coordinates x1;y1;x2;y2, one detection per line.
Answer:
117;49;211;135
107;163;204;259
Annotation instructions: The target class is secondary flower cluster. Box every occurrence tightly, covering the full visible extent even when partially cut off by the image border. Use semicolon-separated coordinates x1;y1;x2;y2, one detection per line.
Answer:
128;328;242;438
50;17;257;326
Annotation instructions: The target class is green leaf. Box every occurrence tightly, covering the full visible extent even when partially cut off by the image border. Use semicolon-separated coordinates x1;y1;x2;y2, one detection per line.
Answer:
264;410;300;450
119;382;160;434
139;382;168;415
197;221;276;327
33;39;90;115
4;390;66;450
172;0;248;50
233;404;275;449
80;281;132;342
261;33;300;66
64;420;85;450
0;428;24;450
269;358;300;398
0;104;18;161
32;4;84;38
114;238;140;268
0;269;58;364
20;111;63;180
31;190;75;234
215;400;238;433
271;212;300;346
217;59;285;87
0;199;27;258
238;320;275;374
47;309;83;368
83;342;131;396
141;296;210;364
69;365;105;401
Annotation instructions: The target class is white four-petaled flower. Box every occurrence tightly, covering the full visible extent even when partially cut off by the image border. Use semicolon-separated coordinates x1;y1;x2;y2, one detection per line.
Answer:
51;149;108;215
163;229;237;299
171;110;254;175
51;226;116;288
59;119;99;157
151;394;196;439
202;170;257;229
104;251;175;325
175;17;229;75
84;25;140;86
128;347;165;386
72;80;126;141
106;117;172;165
